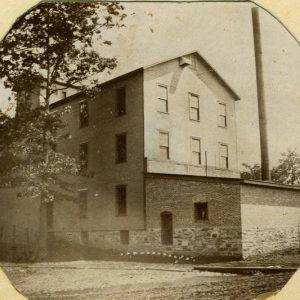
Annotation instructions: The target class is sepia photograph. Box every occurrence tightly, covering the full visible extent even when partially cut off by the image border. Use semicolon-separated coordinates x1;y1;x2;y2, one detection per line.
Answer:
0;0;299;299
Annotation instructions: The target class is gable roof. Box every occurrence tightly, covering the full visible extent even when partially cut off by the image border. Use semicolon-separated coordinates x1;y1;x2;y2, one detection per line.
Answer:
144;50;240;101
50;50;240;108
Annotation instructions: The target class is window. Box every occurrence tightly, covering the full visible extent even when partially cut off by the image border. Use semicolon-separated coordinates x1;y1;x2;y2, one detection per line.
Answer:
194;202;208;220
116;87;126;116
159;131;169;160
218;103;227;127
79;100;88;128
81;231;89;244
79;142;88;171
191;138;201;165
189;93;200;121
116;185;127;216
219;143;229;169
120;230;129;245
62;91;67;98
116;133;127;163
78;190;88;219
47;202;54;228
157;84;168;113
161;212;173;245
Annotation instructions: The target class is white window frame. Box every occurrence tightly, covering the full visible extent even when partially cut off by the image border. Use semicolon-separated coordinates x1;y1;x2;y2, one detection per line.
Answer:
218;102;227;128
189;93;200;121
219;143;229;169
190;137;201;165
157;84;169;113
159;130;170;160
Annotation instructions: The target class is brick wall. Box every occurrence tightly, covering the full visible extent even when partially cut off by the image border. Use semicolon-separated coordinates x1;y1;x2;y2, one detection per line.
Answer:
51;70;145;232
138;174;242;257
49;174;242;258
241;182;300;258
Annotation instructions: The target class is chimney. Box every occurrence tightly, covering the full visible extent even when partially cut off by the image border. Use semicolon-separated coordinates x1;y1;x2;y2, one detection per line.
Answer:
252;7;271;181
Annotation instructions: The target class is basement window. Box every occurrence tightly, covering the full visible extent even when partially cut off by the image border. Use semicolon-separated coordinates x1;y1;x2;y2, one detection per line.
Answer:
120;230;129;245
194;202;208;220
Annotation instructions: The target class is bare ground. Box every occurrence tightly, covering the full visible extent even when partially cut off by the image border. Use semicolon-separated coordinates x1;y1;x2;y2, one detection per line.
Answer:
2;255;299;300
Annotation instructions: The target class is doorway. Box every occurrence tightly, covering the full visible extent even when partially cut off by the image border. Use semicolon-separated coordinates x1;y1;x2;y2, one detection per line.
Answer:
161;212;173;245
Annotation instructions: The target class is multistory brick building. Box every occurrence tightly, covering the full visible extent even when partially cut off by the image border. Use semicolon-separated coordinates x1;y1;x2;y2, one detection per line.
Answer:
1;51;300;260
48;51;242;255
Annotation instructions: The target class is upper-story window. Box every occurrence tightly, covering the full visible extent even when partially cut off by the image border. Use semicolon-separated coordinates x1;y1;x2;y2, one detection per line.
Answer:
116;87;126;117
218;102;227;127
78;189;88;219
191;137;201;165
189;93;200;121
157;84;168;113
79;142;88;172
79;100;88;128
159;131;169;160
116;133;127;163
219;143;229;169
116;185;127;216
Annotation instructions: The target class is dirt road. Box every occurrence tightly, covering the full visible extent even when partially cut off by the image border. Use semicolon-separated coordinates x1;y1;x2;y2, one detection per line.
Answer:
2;261;293;300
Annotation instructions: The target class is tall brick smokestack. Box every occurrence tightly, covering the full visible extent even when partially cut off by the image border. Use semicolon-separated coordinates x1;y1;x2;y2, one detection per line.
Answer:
252;7;271;181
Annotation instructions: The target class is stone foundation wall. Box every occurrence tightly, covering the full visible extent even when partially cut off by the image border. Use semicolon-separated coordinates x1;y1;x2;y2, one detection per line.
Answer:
52;226;241;258
241;183;300;258
242;226;299;258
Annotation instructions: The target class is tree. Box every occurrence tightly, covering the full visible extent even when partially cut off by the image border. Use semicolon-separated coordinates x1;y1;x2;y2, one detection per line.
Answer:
0;2;126;258
241;149;300;185
240;163;262;180
272;149;300;185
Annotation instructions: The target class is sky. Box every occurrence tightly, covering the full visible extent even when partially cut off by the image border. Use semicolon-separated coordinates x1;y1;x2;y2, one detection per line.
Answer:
0;2;299;168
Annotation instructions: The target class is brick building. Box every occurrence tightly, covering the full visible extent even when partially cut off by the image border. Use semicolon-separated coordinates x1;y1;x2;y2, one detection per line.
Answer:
1;51;300;259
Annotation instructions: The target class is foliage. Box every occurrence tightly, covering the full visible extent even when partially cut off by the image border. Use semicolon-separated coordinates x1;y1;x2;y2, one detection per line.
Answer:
0;105;78;200
271;149;300;185
240;163;262;180
241;149;300;185
0;2;126;99
0;2;126;202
